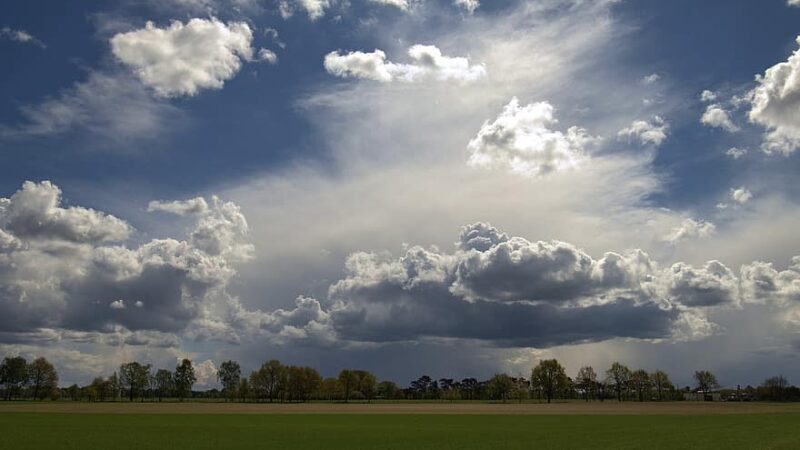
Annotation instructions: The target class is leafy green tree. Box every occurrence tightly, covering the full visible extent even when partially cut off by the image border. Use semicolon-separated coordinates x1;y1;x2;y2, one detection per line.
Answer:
488;374;513;402
531;359;568;404
606;362;631;402
318;377;342;401
154;369;174;401
238;378;251;402
338;369;358;403
250;360;286;402
377;380;400;399
90;377;112;401
354;370;377;402
119;362;151;402
1;356;29;400
217;360;241;402
174;359;196;401
576;366;597;402
694;370;718;397
27;357;58;400
650;370;672;401
108;372;120;401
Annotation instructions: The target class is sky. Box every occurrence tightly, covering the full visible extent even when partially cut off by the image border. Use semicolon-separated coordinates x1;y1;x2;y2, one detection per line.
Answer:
1;0;800;389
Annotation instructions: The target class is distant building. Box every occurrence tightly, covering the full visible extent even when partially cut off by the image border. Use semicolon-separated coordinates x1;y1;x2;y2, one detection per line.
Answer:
683;391;722;402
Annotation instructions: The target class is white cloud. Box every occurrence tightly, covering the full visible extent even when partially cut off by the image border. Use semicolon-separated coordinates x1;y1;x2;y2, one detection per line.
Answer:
467;97;595;177
1;72;180;141
700;90;717;102
279;0;335;20
110;300;126;309
257;48;278;64
0;27;45;48
324;44;486;83
701;104;739;132
0;181;131;243
731;187;753;205
454;0;479;13
665;218;716;245
110;18;254;97
748;36;800;154
725;147;748;159
369;0;409;10
788;0;800;7
148;197;209;216
0;181;253;337
640;73;660;85
618;116;669;147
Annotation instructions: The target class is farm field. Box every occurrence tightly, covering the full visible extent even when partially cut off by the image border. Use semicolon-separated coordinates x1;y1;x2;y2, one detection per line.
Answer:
1;403;799;449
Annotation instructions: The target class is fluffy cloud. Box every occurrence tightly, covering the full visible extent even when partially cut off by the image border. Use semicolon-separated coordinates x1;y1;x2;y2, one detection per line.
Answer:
321;223;736;347
0;181;131;243
0;181;252;339
700;90;717;102
664;218;716;244
453;0;479;13
731;187;753;205
110;18;254;97
748;36;800;154
725;147;748;159
640;73;660;85
324;45;486;83
279;0;335;20
257;48;278;64
369;0;409;10
701;104;739;132
148;197;209;216
0;27;45;48
618;116;669;147
467;98;595;177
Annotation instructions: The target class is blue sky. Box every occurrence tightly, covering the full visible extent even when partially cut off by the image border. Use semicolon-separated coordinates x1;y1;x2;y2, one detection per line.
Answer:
2;0;800;388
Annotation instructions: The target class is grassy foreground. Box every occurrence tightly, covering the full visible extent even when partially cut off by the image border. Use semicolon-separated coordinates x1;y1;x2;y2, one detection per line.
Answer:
2;412;800;449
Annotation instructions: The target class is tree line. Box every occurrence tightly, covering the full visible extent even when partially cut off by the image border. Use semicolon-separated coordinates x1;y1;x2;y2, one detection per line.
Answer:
3;354;800;403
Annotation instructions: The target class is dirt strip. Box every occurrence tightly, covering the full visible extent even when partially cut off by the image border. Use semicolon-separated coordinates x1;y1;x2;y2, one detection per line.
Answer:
1;401;800;415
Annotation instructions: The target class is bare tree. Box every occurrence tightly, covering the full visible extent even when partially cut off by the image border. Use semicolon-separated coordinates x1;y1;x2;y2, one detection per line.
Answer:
694;370;719;398
27;357;58;400
576;366;597;402
650;370;672;401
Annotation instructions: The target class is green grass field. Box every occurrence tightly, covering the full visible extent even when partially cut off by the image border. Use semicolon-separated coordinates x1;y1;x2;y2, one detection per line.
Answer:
2;412;799;449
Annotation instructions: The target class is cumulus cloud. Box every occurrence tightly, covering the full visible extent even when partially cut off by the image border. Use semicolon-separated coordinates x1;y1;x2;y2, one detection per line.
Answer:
700;90;717;102
0;27;45;48
257;48;278;64
664;218;716;244
278;0;335;20
110;18;254;97
725;147;748;159
324;44;486;83
701;104;739;132
0;181;252;339
320;223;737;347
467;98;595;177
789;0;800;7
148;197;209;216
748;36;800;154
618;116;669;147
640;73;660;85
731;187;753;205
453;0;479;13
369;0;409;10
0;181;131;243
